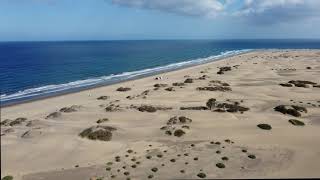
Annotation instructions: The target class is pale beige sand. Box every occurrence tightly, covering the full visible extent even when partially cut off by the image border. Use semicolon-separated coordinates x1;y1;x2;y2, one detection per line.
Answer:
1;50;320;180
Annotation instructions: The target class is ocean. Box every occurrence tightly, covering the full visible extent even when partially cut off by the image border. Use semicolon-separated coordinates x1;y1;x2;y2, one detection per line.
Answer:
1;39;320;106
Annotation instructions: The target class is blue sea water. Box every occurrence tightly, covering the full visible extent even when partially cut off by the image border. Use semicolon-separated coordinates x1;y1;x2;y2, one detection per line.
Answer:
1;39;320;106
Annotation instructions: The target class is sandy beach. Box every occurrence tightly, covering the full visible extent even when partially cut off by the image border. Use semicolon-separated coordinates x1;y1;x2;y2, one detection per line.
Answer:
1;49;320;180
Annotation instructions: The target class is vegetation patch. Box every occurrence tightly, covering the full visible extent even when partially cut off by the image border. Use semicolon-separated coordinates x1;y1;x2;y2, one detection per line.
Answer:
279;83;293;87
280;80;319;88
151;167;158;172
257;124;272;130
105;104;122;112
197;86;232;92
165;87;174;91
97;96;109;100
198;75;209;80
288;119;305;126
116;87;131;92
172;82;185;86
180;106;208;110
60;105;81;113
206;98;249;113
8;117;27;126
79;125;116;141
184;78;194;83
0;119;11;126
221;156;229;161
138;105;157;112
174;129;185;137
96;118;109;124
209;80;230;86
217;66;232;74
46;112;62;119
1;176;13;180
154;84;168;88
197;173;206;178
216;163;226;168
133;105;172;112
274;105;307;117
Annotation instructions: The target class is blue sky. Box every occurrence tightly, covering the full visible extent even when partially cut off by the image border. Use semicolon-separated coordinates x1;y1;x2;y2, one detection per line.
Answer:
1;0;320;41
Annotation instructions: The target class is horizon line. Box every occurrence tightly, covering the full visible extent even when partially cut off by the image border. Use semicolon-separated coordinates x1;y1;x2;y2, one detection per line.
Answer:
1;38;320;43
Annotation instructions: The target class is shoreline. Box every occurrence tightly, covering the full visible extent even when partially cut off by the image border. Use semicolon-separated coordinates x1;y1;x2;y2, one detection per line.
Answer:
1;49;253;108
2;48;317;108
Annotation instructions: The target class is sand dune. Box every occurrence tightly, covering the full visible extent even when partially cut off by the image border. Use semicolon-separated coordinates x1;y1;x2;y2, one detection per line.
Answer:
1;50;320;179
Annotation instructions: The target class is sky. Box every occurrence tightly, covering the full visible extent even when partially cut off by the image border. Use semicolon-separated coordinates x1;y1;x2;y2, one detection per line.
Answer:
0;0;320;41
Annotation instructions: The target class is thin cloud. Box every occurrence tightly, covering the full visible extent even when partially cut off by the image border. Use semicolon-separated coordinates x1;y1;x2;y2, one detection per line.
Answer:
235;0;320;24
110;0;227;17
110;0;320;24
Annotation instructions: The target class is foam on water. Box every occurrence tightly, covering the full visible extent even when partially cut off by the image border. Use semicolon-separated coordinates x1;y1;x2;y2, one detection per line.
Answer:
0;49;252;104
